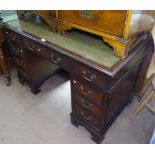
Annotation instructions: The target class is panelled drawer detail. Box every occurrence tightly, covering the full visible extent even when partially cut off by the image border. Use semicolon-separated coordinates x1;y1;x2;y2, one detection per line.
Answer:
23;38;72;71
12;54;28;70
74;105;100;129
17;66;30;81
23;38;52;60
4;30;22;46
50;52;72;71
11;46;24;57
74;93;102;119
73;63;107;88
72;79;103;106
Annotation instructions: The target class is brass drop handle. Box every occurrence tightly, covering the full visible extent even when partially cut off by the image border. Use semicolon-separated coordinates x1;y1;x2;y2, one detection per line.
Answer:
36;48;41;52
81;110;92;121
51;54;61;64
79;11;94;20
14;56;23;66
10;34;16;42
26;42;34;51
80;85;93;96
82;70;96;82
19;69;26;77
81;98;94;109
12;47;21;55
17;59;23;66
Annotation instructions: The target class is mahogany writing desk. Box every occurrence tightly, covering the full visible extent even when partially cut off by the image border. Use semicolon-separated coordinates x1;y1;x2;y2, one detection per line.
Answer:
3;19;154;143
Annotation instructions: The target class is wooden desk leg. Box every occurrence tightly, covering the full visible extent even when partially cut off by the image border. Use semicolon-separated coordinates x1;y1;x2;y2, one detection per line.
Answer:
0;48;11;86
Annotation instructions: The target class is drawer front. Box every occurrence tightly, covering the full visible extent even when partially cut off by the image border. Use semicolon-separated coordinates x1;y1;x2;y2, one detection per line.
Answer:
74;105;100;129
72;79;103;106
50;52;72;71
11;46;25;57
58;10;127;37
0;28;4;43
23;38;52;60
74;93;102;118
73;64;107;88
4;30;22;46
12;54;28;70
8;43;28;70
23;38;72;71
17;66;30;81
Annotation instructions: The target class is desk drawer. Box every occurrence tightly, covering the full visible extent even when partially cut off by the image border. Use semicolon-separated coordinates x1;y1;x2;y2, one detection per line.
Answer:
73;64;107;88
23;38;72;71
74;105;100;129
17;66;30;80
11;46;24;57
74;93;102;118
72;79;103;106
23;39;52;59
4;30;22;46
12;54;28;70
50;52;72;71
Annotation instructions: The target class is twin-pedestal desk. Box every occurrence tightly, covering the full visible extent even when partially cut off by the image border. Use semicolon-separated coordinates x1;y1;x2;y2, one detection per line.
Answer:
2;19;154;143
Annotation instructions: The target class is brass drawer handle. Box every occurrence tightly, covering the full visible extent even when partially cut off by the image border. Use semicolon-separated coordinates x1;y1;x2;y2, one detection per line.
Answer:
19;69;26;77
14;57;23;66
79;11;94;20
36;48;41;52
18;62;24;66
80;85;93;96
17;60;24;66
81;98;94;109
10;34;16;42
81;110;92;121
82;70;96;82
26;44;34;51
51;54;61;64
12;48;23;55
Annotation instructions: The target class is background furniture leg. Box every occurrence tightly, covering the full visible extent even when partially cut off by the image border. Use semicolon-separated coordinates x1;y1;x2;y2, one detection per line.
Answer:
133;90;154;116
0;48;11;86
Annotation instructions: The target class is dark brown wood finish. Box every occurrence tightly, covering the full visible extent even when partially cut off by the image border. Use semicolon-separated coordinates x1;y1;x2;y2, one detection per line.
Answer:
4;28;60;94
135;40;154;97
3;23;154;143
0;27;11;86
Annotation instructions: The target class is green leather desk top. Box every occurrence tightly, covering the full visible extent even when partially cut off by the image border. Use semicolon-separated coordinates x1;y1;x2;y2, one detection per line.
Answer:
6;19;120;68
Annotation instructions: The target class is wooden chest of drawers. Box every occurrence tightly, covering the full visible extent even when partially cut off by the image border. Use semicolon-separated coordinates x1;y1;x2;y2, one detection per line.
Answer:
56;10;154;58
17;10;154;59
57;11;127;37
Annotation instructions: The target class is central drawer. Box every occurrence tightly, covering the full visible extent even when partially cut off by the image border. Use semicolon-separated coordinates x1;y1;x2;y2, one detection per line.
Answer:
23;38;72;71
